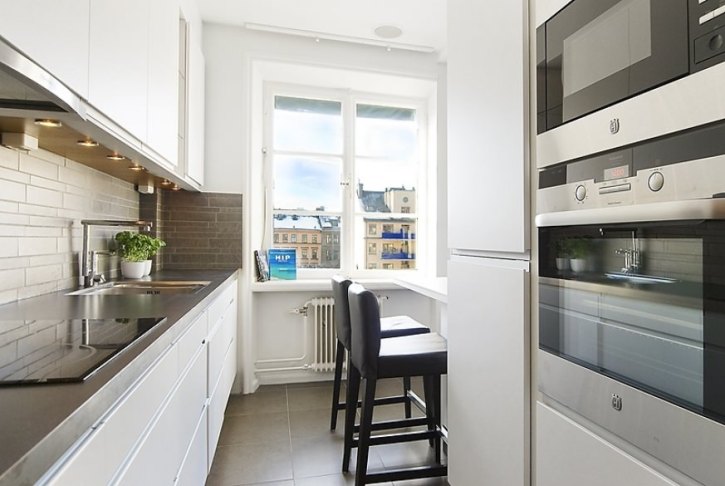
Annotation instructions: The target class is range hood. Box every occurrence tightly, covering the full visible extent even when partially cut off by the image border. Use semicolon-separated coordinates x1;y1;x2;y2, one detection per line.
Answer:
0;37;198;191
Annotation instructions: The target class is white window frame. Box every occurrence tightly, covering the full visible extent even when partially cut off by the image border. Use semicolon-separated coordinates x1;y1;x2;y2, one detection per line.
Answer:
261;81;432;279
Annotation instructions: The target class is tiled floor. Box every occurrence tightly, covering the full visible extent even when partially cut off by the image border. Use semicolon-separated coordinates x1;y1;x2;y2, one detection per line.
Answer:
206;379;449;486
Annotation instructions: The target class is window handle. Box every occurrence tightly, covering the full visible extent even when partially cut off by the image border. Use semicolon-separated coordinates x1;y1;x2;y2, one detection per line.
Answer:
339;180;350;187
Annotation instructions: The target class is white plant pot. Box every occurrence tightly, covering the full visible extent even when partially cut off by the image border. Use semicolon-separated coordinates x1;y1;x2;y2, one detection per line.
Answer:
121;260;146;279
555;257;570;271
143;260;152;277
570;258;587;273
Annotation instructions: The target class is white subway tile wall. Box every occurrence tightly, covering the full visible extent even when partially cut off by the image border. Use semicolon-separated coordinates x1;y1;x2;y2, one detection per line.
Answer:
0;145;139;305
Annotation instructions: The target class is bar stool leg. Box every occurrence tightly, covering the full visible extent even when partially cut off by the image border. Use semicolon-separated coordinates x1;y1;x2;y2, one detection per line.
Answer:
342;361;361;473
432;374;442;464
355;376;377;486
423;375;435;447
330;340;345;430
403;376;412;418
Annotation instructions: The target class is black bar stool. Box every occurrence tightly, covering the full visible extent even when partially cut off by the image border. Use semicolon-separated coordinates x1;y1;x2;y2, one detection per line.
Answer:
330;275;430;430
344;283;447;485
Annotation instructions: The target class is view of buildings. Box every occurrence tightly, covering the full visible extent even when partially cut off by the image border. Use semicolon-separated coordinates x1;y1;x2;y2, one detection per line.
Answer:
272;184;416;269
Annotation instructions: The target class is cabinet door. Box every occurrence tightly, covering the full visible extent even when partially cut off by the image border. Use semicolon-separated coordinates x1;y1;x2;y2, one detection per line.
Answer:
448;256;530;485
175;407;208;486
0;0;90;98
89;0;149;141
536;402;680;486
146;0;179;166
186;41;205;185
447;0;528;253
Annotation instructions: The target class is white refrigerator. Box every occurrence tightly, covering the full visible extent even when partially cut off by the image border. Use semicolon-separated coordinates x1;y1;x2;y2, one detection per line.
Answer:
446;0;531;484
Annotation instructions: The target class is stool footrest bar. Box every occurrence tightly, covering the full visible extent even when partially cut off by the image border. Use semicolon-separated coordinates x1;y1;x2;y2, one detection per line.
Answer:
353;417;429;433
352;429;440;447
363;465;448;483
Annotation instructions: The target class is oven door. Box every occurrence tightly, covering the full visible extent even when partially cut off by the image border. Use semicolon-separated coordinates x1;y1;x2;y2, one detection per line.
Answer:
539;0;688;133
537;201;725;485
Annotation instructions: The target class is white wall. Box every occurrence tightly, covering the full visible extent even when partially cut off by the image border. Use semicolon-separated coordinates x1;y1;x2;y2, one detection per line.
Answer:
202;23;447;391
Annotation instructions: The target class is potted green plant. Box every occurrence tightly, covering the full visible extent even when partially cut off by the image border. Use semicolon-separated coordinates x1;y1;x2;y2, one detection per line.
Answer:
568;238;590;273
115;232;165;278
553;239;571;271
141;234;166;276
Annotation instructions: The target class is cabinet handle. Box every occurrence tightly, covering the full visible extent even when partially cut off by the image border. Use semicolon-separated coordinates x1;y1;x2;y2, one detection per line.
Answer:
202;339;206;345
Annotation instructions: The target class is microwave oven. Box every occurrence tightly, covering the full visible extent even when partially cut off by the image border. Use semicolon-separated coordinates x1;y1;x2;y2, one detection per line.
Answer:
537;0;725;135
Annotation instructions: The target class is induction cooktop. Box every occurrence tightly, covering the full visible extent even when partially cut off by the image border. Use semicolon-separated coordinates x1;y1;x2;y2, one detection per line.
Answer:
0;317;166;386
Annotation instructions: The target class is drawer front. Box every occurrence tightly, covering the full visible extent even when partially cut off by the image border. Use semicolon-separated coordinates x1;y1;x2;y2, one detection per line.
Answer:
175;407;208;486
208;296;236;395
116;344;207;486
208;280;237;331
177;311;208;372
47;345;178;485
208;343;237;469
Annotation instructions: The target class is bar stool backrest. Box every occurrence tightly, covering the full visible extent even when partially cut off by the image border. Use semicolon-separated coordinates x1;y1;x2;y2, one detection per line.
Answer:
331;275;353;350
348;283;382;379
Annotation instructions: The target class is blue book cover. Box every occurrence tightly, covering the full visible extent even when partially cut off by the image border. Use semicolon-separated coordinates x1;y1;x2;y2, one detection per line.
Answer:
268;248;297;280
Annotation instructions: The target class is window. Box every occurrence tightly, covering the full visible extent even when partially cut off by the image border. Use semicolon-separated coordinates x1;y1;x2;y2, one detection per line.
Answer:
282;234;288;243
265;87;428;276
302;248;308;259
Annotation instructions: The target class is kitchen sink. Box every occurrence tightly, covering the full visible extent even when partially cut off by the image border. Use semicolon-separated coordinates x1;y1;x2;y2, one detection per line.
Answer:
67;280;211;296
604;272;677;285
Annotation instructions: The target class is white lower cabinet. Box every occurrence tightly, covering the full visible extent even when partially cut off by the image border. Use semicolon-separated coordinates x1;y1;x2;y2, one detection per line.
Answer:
43;278;238;485
536;402;680;486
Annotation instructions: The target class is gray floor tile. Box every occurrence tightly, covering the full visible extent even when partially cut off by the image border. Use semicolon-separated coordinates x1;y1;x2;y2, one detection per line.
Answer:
218;412;291;446
289;408;346;439
376;441;439;469
287;380;336;389
371;402;426;423
206;440;293;486
295;473;392;485
392;478;449;486
288;383;335;412
290;435;385;479
225;390;288;416
241;482;294;486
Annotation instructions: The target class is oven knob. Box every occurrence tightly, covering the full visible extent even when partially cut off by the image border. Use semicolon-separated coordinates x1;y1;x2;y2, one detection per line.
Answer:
648;171;664;192
575;185;587;201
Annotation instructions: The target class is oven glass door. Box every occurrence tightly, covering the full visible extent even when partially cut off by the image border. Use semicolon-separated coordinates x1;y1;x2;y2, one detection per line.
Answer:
539;219;725;424
540;0;688;132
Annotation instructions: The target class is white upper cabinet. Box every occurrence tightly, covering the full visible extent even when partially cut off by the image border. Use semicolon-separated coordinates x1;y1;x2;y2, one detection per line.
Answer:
89;0;149;142
186;41;205;186
0;0;90;98
147;0;179;167
447;0;529;254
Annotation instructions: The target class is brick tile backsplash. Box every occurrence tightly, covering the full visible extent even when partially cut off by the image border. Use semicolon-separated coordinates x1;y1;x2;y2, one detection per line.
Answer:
141;190;242;271
0;145;139;304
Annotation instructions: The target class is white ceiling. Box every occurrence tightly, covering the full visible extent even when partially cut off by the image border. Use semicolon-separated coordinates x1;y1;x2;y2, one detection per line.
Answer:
197;0;447;54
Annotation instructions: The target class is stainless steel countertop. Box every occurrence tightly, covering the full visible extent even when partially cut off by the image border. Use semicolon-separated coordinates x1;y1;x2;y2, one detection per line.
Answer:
0;269;239;486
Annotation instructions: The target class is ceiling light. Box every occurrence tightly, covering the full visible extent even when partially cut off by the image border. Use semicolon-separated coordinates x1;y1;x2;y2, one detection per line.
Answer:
128;163;144;171
34;119;62;128
77;139;99;147
106;153;125;161
374;25;403;39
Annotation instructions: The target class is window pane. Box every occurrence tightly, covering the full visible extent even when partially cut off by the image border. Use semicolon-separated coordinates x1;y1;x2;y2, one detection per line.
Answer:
274;96;342;154
356;180;416;214
273;213;341;269
356;104;417;159
355;215;416;271
274;155;342;211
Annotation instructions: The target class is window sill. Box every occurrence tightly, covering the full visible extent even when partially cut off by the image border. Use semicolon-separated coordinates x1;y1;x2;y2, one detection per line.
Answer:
250;278;402;293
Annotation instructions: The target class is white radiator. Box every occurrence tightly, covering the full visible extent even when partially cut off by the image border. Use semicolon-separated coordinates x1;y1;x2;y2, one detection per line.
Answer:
307;297;337;372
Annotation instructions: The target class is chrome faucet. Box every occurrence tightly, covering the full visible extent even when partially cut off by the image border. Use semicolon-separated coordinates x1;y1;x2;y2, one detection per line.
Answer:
81;220;153;288
615;232;640;274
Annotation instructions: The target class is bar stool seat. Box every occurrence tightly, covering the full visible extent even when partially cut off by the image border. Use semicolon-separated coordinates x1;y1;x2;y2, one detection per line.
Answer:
330;276;430;431
343;283;447;485
378;333;447;378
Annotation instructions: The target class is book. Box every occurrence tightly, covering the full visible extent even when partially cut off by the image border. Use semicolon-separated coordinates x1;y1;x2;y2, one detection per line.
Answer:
254;250;270;282
267;248;297;280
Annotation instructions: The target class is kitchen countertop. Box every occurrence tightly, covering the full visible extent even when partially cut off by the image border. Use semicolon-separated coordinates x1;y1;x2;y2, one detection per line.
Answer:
0;269;239;486
393;276;448;303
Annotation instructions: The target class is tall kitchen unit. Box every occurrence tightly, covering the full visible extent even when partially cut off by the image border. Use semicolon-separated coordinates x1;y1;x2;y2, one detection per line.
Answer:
446;0;531;485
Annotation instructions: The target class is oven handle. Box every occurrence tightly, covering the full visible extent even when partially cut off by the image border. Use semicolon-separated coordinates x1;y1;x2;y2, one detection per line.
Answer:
535;198;725;227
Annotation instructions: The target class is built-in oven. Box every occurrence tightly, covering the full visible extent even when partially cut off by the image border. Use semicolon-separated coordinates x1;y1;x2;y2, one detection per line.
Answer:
536;127;725;483
537;0;725;135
